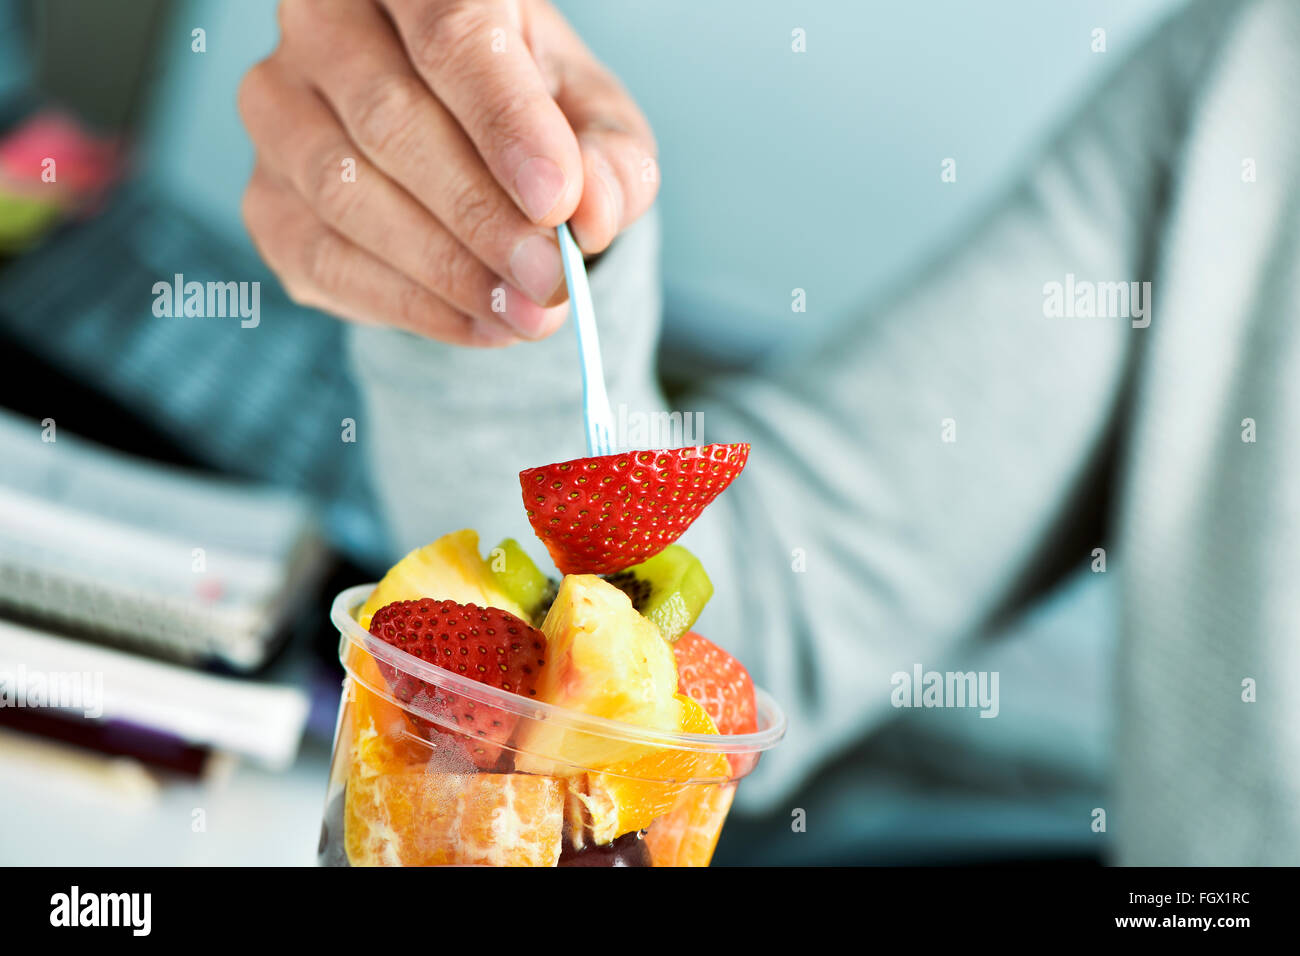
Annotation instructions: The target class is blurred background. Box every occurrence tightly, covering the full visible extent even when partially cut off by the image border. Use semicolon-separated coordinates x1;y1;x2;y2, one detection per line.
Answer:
0;0;1184;865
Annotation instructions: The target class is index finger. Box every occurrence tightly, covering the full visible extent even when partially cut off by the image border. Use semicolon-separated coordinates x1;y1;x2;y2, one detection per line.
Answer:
380;0;583;225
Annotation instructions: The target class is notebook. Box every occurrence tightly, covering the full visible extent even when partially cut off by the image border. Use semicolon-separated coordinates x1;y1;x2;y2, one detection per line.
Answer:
0;407;328;671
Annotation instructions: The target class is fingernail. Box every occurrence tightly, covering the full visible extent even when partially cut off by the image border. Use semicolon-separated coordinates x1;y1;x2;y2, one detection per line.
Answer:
510;233;564;305
598;161;624;236
537;301;569;337
514;156;566;222
570;157;624;252
496;285;550;338
473;320;522;348
496;290;568;340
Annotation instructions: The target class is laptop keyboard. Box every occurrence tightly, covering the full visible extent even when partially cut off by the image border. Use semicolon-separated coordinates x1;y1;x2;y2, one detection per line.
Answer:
0;184;387;566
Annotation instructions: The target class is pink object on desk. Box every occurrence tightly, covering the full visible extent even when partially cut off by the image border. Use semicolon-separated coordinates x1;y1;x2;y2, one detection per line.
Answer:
0;111;126;203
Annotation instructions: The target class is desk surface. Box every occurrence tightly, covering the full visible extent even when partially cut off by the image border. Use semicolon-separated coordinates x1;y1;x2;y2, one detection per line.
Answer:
0;730;332;866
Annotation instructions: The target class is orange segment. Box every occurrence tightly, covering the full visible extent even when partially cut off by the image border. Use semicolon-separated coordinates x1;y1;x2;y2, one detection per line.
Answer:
349;654;414;743
344;721;565;866
576;694;732;844
644;781;736;867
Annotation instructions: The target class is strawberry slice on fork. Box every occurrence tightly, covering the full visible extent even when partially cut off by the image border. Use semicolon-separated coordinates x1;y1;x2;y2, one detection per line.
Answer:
520;443;750;575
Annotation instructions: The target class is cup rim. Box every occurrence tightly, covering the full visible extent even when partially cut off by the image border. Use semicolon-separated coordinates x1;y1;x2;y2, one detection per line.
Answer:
331;583;786;755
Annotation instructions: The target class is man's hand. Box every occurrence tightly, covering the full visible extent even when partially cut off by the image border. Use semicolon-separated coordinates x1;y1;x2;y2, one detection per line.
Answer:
238;0;658;346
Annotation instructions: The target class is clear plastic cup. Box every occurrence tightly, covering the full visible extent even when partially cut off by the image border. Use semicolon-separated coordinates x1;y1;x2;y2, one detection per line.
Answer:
318;584;785;867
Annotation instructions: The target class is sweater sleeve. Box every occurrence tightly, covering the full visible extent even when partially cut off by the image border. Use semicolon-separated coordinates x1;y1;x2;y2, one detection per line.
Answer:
345;208;667;569
670;0;1242;811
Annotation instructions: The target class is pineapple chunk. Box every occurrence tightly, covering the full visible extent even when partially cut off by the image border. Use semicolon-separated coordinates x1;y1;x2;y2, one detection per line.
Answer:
514;575;680;774
358;529;528;629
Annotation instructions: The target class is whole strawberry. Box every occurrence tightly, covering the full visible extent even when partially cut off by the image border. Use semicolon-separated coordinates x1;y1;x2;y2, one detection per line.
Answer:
367;598;546;770
520;443;750;575
673;630;757;736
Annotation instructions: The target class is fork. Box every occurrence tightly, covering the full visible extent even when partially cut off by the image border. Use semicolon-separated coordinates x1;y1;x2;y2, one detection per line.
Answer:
556;222;615;456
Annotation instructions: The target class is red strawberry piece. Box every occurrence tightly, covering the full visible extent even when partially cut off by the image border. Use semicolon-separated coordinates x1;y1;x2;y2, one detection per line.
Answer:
367;599;546;771
672;631;757;736
520;443;750;575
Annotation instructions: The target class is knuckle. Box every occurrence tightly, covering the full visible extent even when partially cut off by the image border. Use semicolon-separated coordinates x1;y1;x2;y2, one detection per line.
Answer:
236;59;276;125
446;249;486;304
446;181;496;251
426;241;479;305
394;276;438;330
241;181;282;259
248;216;307;305
477;95;533;152
240;184;263;239
301;226;344;294
419;241;458;299
241;174;323;308
411;1;494;74
307;144;362;225
350;73;424;158
276;0;306;37
276;0;327;66
281;276;316;309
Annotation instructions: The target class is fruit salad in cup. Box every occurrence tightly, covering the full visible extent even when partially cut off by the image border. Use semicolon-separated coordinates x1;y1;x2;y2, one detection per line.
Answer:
318;443;785;867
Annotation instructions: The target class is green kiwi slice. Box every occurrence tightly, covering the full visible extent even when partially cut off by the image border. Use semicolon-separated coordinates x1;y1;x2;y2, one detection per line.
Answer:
604;545;713;643
490;538;558;626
